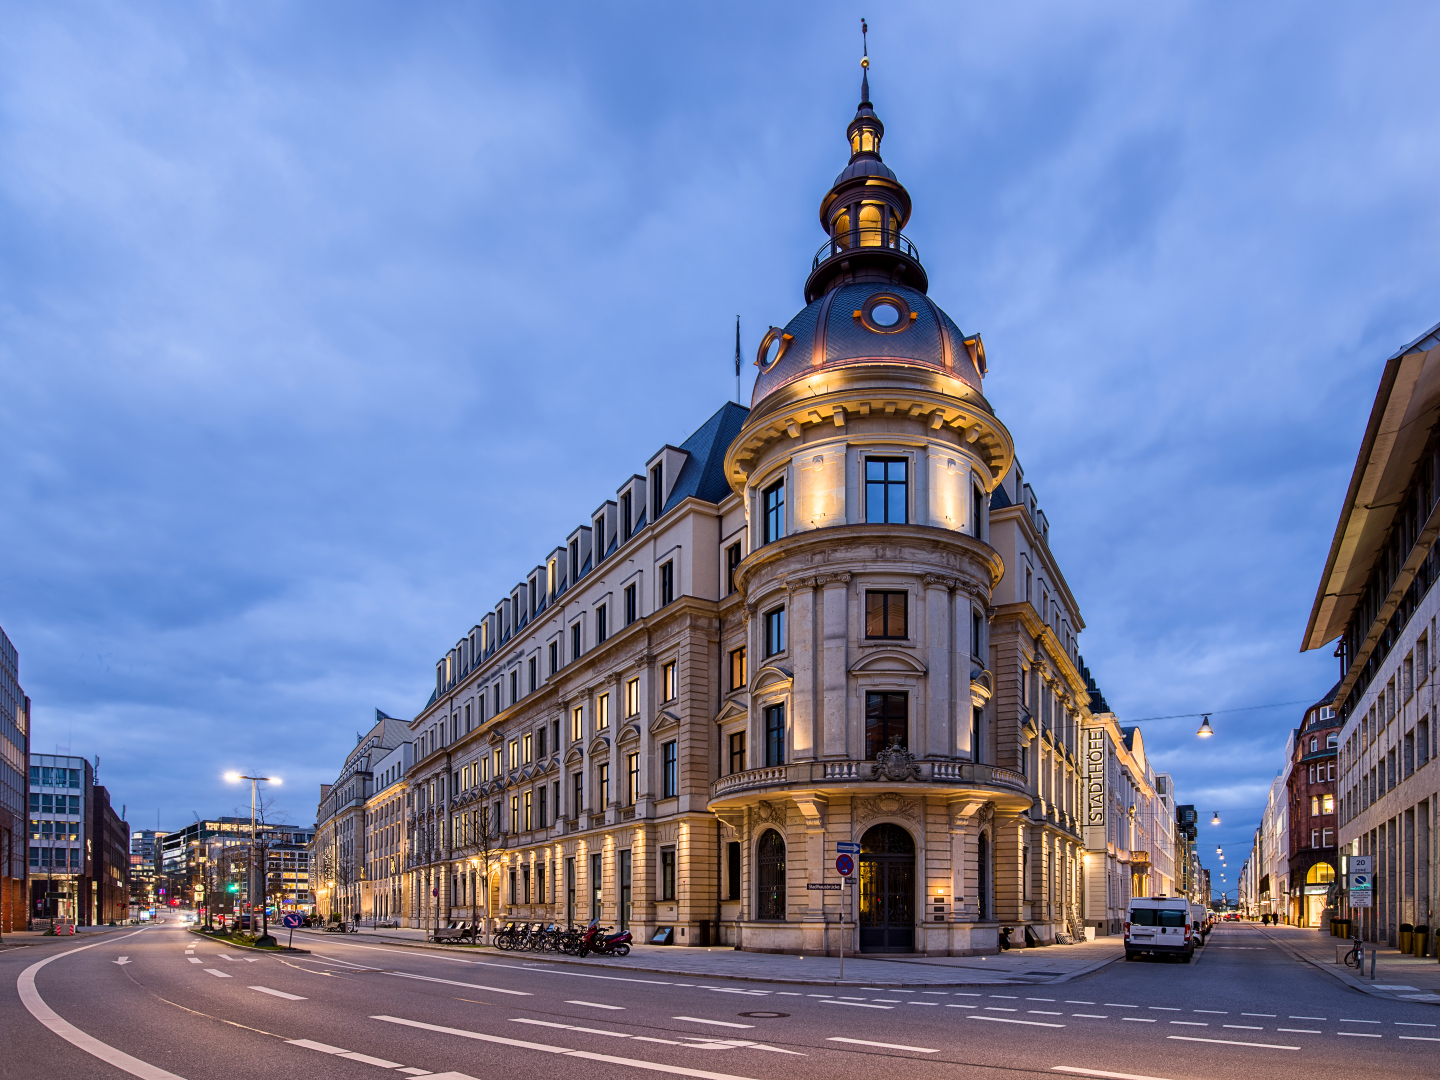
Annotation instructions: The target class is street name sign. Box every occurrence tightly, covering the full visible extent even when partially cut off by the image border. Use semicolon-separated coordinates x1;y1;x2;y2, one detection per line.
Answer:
807;883;841;891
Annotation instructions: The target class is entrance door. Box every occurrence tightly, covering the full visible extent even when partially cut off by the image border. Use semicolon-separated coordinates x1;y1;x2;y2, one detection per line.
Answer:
859;823;915;951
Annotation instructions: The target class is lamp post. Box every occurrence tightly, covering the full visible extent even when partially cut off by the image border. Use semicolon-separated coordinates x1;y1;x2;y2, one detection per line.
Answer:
225;773;280;946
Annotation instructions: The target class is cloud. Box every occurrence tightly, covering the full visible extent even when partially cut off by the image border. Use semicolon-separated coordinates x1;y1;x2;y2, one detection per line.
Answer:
1;1;1437;863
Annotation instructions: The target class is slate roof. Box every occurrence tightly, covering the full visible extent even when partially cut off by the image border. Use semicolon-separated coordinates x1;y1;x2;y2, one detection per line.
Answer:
662;401;751;512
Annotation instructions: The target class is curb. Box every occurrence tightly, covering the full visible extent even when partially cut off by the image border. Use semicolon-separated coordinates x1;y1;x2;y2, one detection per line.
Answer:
1256;928;1440;1007
188;928;309;955
285;927;1122;988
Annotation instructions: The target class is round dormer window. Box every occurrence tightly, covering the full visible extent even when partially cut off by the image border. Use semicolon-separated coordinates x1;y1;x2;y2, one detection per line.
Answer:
859;293;912;334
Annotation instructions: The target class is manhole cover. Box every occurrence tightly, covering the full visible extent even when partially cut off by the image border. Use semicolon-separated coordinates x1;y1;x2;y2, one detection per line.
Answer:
738;1011;789;1018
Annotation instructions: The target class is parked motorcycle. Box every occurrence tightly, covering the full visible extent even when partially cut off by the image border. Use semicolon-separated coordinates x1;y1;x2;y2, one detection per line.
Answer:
578;918;632;957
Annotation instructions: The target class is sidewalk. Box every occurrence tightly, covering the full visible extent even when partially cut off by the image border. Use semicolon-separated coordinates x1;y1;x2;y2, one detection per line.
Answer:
1257;924;1440;1005
294;924;1124;987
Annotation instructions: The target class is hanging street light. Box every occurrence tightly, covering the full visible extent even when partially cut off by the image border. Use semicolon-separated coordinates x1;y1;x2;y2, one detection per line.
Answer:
1211;810;1221;825
1197;713;1214;737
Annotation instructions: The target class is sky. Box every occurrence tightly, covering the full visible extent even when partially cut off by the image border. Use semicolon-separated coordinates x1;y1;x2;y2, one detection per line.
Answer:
2;1;1438;884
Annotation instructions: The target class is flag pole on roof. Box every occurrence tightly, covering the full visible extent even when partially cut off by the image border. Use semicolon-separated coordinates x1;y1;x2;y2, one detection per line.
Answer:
734;316;742;404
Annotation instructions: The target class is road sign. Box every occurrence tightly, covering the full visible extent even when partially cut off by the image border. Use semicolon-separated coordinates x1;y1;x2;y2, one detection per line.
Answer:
835;854;855;876
1349;873;1371;890
281;913;302;929
845;877;856;886
837;842;861;854
1349;855;1373;874
1349;889;1373;908
807;883;841;891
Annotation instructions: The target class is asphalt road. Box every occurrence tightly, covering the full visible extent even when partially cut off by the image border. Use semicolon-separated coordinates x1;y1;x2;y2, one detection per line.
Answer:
2;923;1436;1080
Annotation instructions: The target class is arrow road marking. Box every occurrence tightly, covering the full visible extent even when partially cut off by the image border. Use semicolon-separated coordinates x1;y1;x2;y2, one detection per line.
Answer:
113;957;131;966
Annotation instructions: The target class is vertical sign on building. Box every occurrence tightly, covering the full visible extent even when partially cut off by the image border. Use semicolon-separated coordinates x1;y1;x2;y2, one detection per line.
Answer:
1084;727;1107;850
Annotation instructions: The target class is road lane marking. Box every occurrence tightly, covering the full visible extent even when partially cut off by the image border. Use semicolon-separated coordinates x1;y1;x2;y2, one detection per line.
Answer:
1122;1018;1155;1023
946;1004;977;1009
1167;1036;1298;1050
827;1037;937;1053
821;1001;891;1009
515;1019;631;1038
990;995;1018;999
1027;998;1055;1001
1240;1013;1275;1017
968;1016;1065;1029
1289;1016;1324;1020
1193;1010;1226;1014
1168;1022;1207;1027
1276;1029;1320;1034
1072;1014;1107;1019
1052;1067;1181;1080
984;1007;1018;1012
1148;1007;1179;1011
1395;1022;1437;1027
186;958;202;964
18;929;190;1080
872;999;901;1003
372;1015;765;1080
203;969;231;978
1104;1004;1137;1008
1029;1011;1063;1016
1065;1001;1095;1005
673;1018;754;1029
1223;1025;1261;1030
907;1002;938;1006
1339;1019;1380;1024
1337;1033;1381;1038
249;986;306;1000
288;1039;348;1054
569;1001;626;1010
388;971;531;995
1398;1036;1440;1042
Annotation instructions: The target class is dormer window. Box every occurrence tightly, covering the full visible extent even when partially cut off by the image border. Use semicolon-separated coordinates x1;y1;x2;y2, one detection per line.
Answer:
547;559;557;597
651;463;664;521
594;515;607;560
621;491;633;541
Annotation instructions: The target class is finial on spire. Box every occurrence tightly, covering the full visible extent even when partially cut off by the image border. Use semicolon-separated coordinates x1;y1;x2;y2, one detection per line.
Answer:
860;18;871;104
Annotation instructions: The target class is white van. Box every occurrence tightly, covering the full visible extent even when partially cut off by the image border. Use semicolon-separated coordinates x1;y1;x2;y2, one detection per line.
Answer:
1125;896;1195;962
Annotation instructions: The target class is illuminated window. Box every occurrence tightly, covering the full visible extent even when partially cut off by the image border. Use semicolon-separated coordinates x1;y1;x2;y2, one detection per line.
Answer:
597;694;609;730
571;706;583;743
663;661;677;701
625;678;640;717
729;647;747;690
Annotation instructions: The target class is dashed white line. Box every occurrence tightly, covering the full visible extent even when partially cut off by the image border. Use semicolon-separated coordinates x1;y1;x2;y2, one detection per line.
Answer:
1399;1036;1440;1042
1029;1011;1063;1016
1223;1025;1261;1030
569;1001;626;1010
1105;1004;1138;1009
828;1037;938;1053
1289;1016;1324;1020
1072;1014;1108;1019
672;1017;754;1030
1276;1029;1320;1034
1340;1019;1380;1024
1122;1018;1156;1024
1337;1033;1381;1039
969;1016;1065;1029
1241;1013;1275;1017
1192;1010;1226;1014
1167;1036;1298;1050
1395;1022;1436;1027
1169;1022;1207;1027
186;958;202;964
946;1004;977;1009
821;1001;891;1010
1052;1068;1181;1080
204;969;231;979
249;986;306;1001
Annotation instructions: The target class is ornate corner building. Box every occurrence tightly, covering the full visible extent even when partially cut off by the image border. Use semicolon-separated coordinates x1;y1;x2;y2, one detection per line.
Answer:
396;60;1124;954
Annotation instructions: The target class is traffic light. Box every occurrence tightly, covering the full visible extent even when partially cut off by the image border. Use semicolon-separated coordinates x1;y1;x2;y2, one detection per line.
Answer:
226;882;239;893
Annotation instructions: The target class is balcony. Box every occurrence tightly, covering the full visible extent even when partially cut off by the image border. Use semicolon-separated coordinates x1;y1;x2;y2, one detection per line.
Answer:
711;759;1029;800
805;229;927;302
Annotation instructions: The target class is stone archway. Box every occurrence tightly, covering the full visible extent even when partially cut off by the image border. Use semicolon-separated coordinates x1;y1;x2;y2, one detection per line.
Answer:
859;823;915;951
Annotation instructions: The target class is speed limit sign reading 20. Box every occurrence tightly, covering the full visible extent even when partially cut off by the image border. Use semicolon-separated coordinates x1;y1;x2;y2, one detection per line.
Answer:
835;854;855;877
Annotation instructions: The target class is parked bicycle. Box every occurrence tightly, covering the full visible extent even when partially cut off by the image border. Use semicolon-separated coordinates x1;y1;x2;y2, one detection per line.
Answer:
1343;937;1364;968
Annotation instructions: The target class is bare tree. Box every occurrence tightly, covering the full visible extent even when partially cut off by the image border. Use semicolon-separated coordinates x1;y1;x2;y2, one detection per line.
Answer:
470;803;504;945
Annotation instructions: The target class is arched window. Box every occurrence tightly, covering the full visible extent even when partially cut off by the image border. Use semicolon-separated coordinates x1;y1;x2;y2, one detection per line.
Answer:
756;830;786;920
1306;862;1334;884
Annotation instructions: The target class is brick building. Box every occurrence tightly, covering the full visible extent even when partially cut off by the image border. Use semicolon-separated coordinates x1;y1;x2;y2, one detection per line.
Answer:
1287;685;1341;926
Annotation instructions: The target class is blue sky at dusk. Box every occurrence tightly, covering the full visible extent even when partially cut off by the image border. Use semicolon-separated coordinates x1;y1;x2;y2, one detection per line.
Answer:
2;2;1438;881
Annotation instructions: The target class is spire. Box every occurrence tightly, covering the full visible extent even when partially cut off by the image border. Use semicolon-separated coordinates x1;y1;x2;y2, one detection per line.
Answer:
860;18;871;106
734;316;742;404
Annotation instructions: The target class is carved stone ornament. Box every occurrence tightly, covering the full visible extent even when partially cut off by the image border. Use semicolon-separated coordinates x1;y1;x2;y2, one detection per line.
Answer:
977;801;995;830
870;735;922;782
854;792;921;828
754;799;784;825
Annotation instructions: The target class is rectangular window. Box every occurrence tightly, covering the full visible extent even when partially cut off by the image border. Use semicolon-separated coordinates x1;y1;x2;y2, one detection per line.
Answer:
660;560;674;606
598;762;610;808
726;542;742;595
508;740;519;770
538;785;547;829
571;706;584;743
595;515;607;561
1311;829;1319;849
660;848;676;901
663;661;677;701
625;677;640;716
523;791;532;831
1321;793;1335;814
523;733;533;763
571;622;581;661
764;704;785;766
1323;827;1333;846
729;646;747;691
597;692;610;729
651;463;664;520
511;795;520;833
728;731;746;775
573;772;584;816
662;740;678;798
971;609;984;660
864;590;908;638
509;670;518;703
626;752;640;804
1311;794;1319;815
550;641;559;673
865;457;908;523
764;607;786;657
625;583;637;625
590;851;603;918
621;491;633;541
522;864;532;903
529;656;537;693
865;691;908;759
596;603;608;643
727;841;741;900
762;480;785;544
972;486;985;539
537;726;547;759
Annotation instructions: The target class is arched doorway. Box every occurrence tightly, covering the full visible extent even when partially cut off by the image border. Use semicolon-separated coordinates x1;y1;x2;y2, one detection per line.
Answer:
1304;861;1335;927
756;830;786;920
859;823;915;951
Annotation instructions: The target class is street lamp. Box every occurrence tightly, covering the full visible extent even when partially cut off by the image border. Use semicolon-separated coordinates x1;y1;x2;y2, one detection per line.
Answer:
1211;811;1221;825
1196;714;1214;738
225;773;280;946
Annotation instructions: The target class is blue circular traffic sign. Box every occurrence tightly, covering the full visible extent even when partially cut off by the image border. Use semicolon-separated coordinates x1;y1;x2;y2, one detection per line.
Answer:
281;913;302;928
835;853;855;877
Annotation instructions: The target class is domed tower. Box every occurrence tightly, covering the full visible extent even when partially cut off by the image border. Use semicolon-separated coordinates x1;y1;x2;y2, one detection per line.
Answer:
711;50;1034;957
